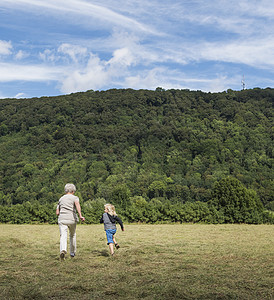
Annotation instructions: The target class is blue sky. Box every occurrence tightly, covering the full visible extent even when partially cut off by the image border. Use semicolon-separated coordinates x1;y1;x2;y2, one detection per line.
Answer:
0;0;274;98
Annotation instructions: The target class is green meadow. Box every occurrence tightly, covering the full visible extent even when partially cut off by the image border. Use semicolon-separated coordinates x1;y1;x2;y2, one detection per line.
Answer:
0;224;273;299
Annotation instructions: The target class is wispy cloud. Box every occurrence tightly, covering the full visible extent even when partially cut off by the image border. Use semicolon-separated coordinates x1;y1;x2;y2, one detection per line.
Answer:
15;92;26;98
58;44;87;63
0;62;65;82
0;0;273;98
0;40;12;55
1;0;159;35
15;50;28;60
199;39;274;69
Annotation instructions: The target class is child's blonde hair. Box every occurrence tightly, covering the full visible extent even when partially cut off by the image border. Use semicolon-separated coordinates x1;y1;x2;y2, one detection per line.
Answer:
104;204;117;216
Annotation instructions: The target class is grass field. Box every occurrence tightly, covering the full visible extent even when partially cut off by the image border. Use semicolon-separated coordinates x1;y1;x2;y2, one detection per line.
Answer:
0;224;273;300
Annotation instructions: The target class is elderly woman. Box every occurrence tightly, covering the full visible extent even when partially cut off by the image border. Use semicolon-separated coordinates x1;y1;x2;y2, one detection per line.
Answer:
56;183;85;260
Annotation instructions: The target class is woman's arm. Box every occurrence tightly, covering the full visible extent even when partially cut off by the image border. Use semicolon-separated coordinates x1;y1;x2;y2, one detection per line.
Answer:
75;200;85;221
56;205;60;216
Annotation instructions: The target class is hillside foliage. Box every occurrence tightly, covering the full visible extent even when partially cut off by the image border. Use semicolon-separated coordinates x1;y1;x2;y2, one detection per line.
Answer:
0;88;273;223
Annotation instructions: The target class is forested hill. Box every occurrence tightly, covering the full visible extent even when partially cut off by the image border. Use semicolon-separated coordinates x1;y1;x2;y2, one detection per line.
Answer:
0;88;273;211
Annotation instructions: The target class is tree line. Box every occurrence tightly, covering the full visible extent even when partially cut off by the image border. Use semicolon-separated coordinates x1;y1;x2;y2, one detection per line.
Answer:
0;88;273;223
0;177;273;224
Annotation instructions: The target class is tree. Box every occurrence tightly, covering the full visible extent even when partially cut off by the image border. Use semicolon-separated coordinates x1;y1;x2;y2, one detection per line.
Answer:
0;88;273;213
112;184;130;210
22;164;36;177
148;180;167;199
210;177;263;223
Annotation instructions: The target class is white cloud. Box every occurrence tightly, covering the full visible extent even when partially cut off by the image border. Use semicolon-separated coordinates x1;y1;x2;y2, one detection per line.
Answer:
124;68;166;90
58;43;87;63
0;0;158;35
60;46;137;93
122;67;235;93
15;50;28;60
107;48;135;67
0;40;12;55
60;54;108;93
39;49;57;63
0;0;273;97
196;38;274;69
15;92;26;98
0;62;65;82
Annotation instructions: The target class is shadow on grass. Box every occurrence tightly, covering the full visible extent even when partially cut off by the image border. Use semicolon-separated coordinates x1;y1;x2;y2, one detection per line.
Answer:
48;254;60;261
92;249;110;257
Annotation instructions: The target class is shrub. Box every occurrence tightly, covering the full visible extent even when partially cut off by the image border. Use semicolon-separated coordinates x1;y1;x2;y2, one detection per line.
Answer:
210;177;264;223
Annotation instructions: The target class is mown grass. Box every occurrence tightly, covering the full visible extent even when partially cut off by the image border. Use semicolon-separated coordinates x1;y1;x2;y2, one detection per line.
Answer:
0;224;273;299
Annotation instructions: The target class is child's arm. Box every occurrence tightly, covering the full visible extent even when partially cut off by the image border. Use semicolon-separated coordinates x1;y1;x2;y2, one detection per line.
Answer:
115;216;124;231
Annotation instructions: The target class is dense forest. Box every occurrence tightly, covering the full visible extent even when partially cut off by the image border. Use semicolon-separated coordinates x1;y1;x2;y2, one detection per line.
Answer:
0;88;273;223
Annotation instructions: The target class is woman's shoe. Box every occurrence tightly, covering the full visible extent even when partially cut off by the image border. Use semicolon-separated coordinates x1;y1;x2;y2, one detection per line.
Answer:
60;250;66;260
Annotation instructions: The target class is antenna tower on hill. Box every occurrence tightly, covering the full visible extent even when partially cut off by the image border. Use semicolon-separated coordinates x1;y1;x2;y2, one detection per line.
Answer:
241;75;246;90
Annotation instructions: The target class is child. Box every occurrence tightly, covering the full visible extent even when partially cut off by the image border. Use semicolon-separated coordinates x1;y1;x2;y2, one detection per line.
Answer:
100;204;124;256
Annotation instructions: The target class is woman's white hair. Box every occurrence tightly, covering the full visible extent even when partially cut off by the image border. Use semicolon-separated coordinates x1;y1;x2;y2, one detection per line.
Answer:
64;183;76;193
